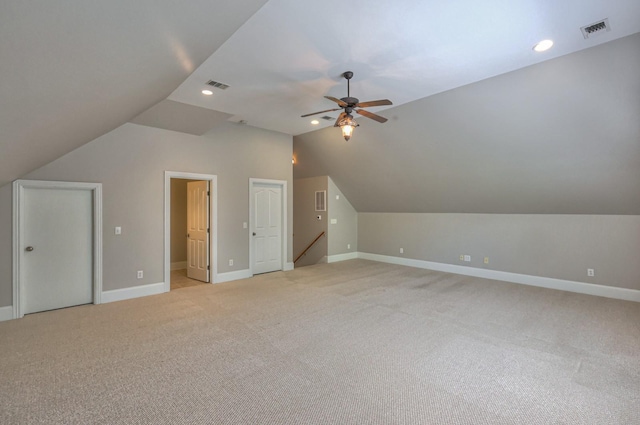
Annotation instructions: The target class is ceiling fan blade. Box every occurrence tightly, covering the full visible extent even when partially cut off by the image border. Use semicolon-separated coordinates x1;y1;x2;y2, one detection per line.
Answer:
356;109;388;123
325;96;348;107
333;112;347;127
300;108;341;118
356;99;393;108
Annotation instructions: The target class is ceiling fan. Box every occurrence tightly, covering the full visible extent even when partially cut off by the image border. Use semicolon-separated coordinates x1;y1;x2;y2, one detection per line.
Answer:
301;71;393;141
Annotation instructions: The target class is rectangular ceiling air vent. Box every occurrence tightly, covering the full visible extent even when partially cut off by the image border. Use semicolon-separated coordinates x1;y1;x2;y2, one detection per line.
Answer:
321;116;334;121
580;18;610;39
205;80;230;90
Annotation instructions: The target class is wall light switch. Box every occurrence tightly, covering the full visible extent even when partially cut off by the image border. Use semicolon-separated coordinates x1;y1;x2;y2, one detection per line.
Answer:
336;195;340;200
229;259;234;266
459;255;464;261
400;248;404;254
330;218;337;224
464;255;471;262
347;244;351;250
587;268;594;277
243;222;247;229
137;270;143;279
115;226;121;235
484;257;489;264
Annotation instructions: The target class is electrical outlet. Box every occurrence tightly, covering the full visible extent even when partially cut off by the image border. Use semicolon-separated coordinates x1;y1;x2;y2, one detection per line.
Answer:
243;222;247;229
347;244;351;250
400;248;404;254
137;270;143;279
484;257;489;264
459;255;464;261
229;259;234;267
464;255;471;262
587;268;594;277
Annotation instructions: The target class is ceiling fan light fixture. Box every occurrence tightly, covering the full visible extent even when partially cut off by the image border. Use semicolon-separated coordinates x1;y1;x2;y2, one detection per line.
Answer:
338;114;358;141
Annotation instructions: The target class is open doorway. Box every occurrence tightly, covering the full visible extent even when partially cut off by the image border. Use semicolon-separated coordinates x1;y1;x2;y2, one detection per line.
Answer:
170;178;207;290
164;171;218;293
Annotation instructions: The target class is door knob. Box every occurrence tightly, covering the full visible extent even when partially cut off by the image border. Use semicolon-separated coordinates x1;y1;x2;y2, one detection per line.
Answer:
25;246;34;252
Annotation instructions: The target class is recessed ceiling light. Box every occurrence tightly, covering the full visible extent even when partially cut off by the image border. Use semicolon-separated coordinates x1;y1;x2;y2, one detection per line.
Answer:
202;89;213;95
533;39;554;52
311;120;319;125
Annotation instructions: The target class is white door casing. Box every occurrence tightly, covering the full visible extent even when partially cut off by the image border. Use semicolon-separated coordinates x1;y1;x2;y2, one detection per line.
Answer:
13;180;103;319
187;180;209;282
164;171;217;292
250;179;287;275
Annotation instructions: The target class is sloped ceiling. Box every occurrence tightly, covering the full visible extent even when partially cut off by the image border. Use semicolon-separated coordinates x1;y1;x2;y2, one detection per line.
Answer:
293;34;640;214
0;0;268;188
2;0;639;217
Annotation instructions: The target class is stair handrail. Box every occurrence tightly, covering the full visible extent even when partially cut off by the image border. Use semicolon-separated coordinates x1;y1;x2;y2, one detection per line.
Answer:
294;231;326;264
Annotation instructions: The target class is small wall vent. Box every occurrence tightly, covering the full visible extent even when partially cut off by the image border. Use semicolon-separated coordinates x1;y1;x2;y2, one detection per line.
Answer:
315;191;326;211
205;80;230;90
321;116;334;121
581;19;610;39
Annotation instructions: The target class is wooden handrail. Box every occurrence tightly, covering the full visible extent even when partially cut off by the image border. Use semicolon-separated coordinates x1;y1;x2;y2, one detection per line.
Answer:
294;231;325;264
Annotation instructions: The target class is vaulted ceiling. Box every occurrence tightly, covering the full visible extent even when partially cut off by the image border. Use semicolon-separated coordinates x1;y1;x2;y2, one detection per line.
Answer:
2;0;639;213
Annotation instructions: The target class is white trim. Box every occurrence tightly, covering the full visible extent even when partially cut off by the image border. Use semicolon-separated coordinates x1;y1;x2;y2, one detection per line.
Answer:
357;252;640;302
249;178;288;276
215;269;252;283
164;172;218;292
171;261;187;271
283;262;294;271
0;306;13;322
12;180;103;319
327;252;358;263
101;282;165;304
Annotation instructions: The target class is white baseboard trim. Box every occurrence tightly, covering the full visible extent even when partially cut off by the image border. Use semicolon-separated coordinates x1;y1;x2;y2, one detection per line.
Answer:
215;269;252;284
0;305;13;322
327;252;358;263
171;261;187;271
358;252;640;303
283;262;294;271
101;282;165;304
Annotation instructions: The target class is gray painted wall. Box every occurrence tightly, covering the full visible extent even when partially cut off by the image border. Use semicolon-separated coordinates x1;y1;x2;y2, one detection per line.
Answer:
0;122;293;306
327;177;357;256
293;176;328;267
170;179;188;264
359;213;640;290
293;33;640;215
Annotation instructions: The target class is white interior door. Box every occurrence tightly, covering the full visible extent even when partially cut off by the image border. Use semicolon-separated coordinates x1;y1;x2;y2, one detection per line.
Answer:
22;187;93;314
187;180;209;282
252;183;282;274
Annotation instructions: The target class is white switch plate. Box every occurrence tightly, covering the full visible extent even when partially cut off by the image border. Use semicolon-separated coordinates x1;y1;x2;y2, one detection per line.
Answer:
400;248;404;254
484;257;489;264
115;226;121;235
229;259;234;266
587;268;594;277
347;244;351;249
336;195;340;200
243;222;247;229
459;255;464;261
330;218;337;224
137;270;143;279
464;255;471;262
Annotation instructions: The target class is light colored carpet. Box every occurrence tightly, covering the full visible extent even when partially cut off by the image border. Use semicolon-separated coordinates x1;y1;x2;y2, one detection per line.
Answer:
1;259;639;424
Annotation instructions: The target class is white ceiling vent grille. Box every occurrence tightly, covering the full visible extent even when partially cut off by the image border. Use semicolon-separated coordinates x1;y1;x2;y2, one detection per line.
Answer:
581;19;610;39
315;191;326;211
205;80;230;90
321;116;334;121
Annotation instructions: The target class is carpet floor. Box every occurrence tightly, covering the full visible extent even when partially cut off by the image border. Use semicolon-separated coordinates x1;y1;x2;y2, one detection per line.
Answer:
1;259;639;424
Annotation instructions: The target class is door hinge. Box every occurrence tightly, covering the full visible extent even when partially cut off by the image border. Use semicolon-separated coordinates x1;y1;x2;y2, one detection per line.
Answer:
207;191;210;196
207;228;210;233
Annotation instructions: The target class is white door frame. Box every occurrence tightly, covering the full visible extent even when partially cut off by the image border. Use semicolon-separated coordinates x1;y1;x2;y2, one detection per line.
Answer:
12;180;103;319
164;171;217;291
249;178;288;276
